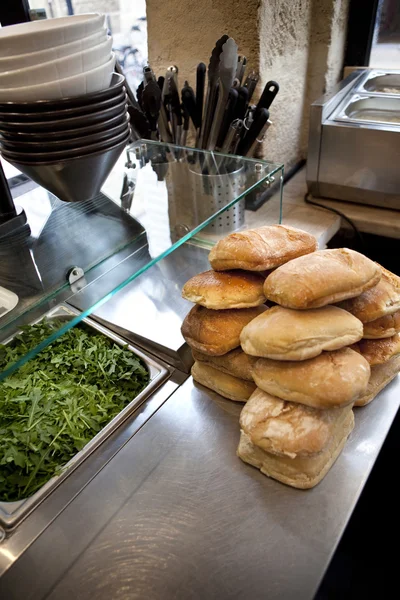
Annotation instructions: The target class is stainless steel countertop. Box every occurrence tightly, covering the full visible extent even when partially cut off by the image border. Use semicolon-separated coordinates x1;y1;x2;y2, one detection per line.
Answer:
2;375;399;600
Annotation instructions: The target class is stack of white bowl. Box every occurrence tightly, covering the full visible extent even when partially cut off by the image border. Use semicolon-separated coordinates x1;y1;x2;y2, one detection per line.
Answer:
0;14;131;203
0;14;114;102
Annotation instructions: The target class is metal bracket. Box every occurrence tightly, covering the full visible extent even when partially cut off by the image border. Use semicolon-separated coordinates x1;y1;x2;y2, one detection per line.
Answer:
67;267;84;285
67;267;87;295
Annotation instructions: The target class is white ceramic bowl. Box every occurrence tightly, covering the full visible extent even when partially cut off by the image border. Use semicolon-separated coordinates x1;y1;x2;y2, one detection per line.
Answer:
0;37;113;88
0;54;116;102
0;14;105;56
0;29;107;72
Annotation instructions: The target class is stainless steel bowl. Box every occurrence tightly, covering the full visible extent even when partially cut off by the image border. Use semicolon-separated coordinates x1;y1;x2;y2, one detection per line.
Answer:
0;89;126;122
0;111;128;141
0;114;130;152
0;97;128;133
1;126;130;162
0;73;125;112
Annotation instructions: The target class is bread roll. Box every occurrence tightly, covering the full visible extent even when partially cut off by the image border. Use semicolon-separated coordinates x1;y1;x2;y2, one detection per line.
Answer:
264;248;381;309
339;266;400;323
363;310;400;339
192;348;257;381
182;270;266;309
239;387;353;458
252;348;370;409
355;355;400;406
356;333;400;366
237;411;354;489
181;304;267;356
208;225;317;272
240;305;363;361
191;361;256;402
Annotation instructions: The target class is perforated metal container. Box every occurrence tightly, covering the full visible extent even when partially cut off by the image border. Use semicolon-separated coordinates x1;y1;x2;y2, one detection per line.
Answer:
189;165;245;234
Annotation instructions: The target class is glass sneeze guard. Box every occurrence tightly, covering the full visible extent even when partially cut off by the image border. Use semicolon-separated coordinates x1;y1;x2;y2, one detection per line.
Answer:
0;140;283;378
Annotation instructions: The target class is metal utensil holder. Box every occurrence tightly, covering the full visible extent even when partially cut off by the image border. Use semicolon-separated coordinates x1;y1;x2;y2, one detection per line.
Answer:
189;164;245;235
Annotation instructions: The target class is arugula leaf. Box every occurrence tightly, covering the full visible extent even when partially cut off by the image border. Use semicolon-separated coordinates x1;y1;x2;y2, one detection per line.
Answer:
0;320;150;501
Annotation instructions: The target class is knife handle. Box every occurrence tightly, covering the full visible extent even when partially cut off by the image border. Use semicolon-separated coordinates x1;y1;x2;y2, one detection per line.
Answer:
237;107;269;156
182;88;197;129
217;88;238;148
196;62;206;136
255;80;279;112
243;71;259;102
247;119;272;157
234;86;249;121
221;119;244;154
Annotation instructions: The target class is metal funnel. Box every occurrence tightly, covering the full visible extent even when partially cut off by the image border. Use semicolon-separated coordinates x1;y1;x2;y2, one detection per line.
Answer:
5;133;130;203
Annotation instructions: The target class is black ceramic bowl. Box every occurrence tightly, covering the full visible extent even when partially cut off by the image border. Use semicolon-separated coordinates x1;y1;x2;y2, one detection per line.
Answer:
0;111;128;141
1;126;131;163
0;89;126;122
4;131;130;203
0;114;130;152
0;73;125;113
0;98;127;133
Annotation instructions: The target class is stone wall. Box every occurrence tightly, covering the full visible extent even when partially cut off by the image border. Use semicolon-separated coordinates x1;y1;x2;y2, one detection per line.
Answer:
147;0;350;168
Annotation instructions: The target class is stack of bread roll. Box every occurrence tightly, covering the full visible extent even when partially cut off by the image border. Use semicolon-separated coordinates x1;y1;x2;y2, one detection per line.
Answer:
180;225;400;490
181;225;318;401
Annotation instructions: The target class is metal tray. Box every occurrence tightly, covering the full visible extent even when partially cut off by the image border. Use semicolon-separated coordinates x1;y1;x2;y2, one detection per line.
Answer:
357;71;400;96
0;304;170;531
333;94;400;126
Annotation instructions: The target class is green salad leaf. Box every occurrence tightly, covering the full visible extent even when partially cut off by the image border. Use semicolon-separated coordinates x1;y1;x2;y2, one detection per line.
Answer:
0;320;150;501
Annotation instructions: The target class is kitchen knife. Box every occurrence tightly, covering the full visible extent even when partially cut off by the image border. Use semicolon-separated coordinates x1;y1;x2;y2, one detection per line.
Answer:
136;81;144;109
233;86;249;121
235;56;247;85
158;103;173;143
220;118;244;154
208;37;238;150
196;62;206;140
237;107;269;156
142;79;162;140
181;102;190;146
246;119;272;157
216;87;238;148
127;105;151;140
168;76;183;144
243;71;259;102
200;34;229;148
254;80;279;113
181;85;197;129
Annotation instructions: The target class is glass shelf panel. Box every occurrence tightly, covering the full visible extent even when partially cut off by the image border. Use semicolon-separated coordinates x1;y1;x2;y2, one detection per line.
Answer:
0;140;283;378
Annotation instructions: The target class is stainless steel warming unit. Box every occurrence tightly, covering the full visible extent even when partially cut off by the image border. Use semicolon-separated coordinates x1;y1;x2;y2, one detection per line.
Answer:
307;69;400;210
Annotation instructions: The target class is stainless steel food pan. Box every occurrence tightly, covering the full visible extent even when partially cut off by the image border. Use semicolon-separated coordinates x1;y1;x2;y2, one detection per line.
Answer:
0;304;169;530
334;94;400;126
357;71;400;96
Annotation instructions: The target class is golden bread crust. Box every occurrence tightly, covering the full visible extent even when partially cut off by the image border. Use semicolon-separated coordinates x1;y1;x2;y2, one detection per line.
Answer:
252;348;370;409
240;305;363;361
182;269;266;309
264;248;382;309
239;387;353;458
339;265;400;323
191;361;256;402
192;348;257;381
208;225;317;271
356;333;400;366
363;310;400;339
355;356;400;406
181;304;267;356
